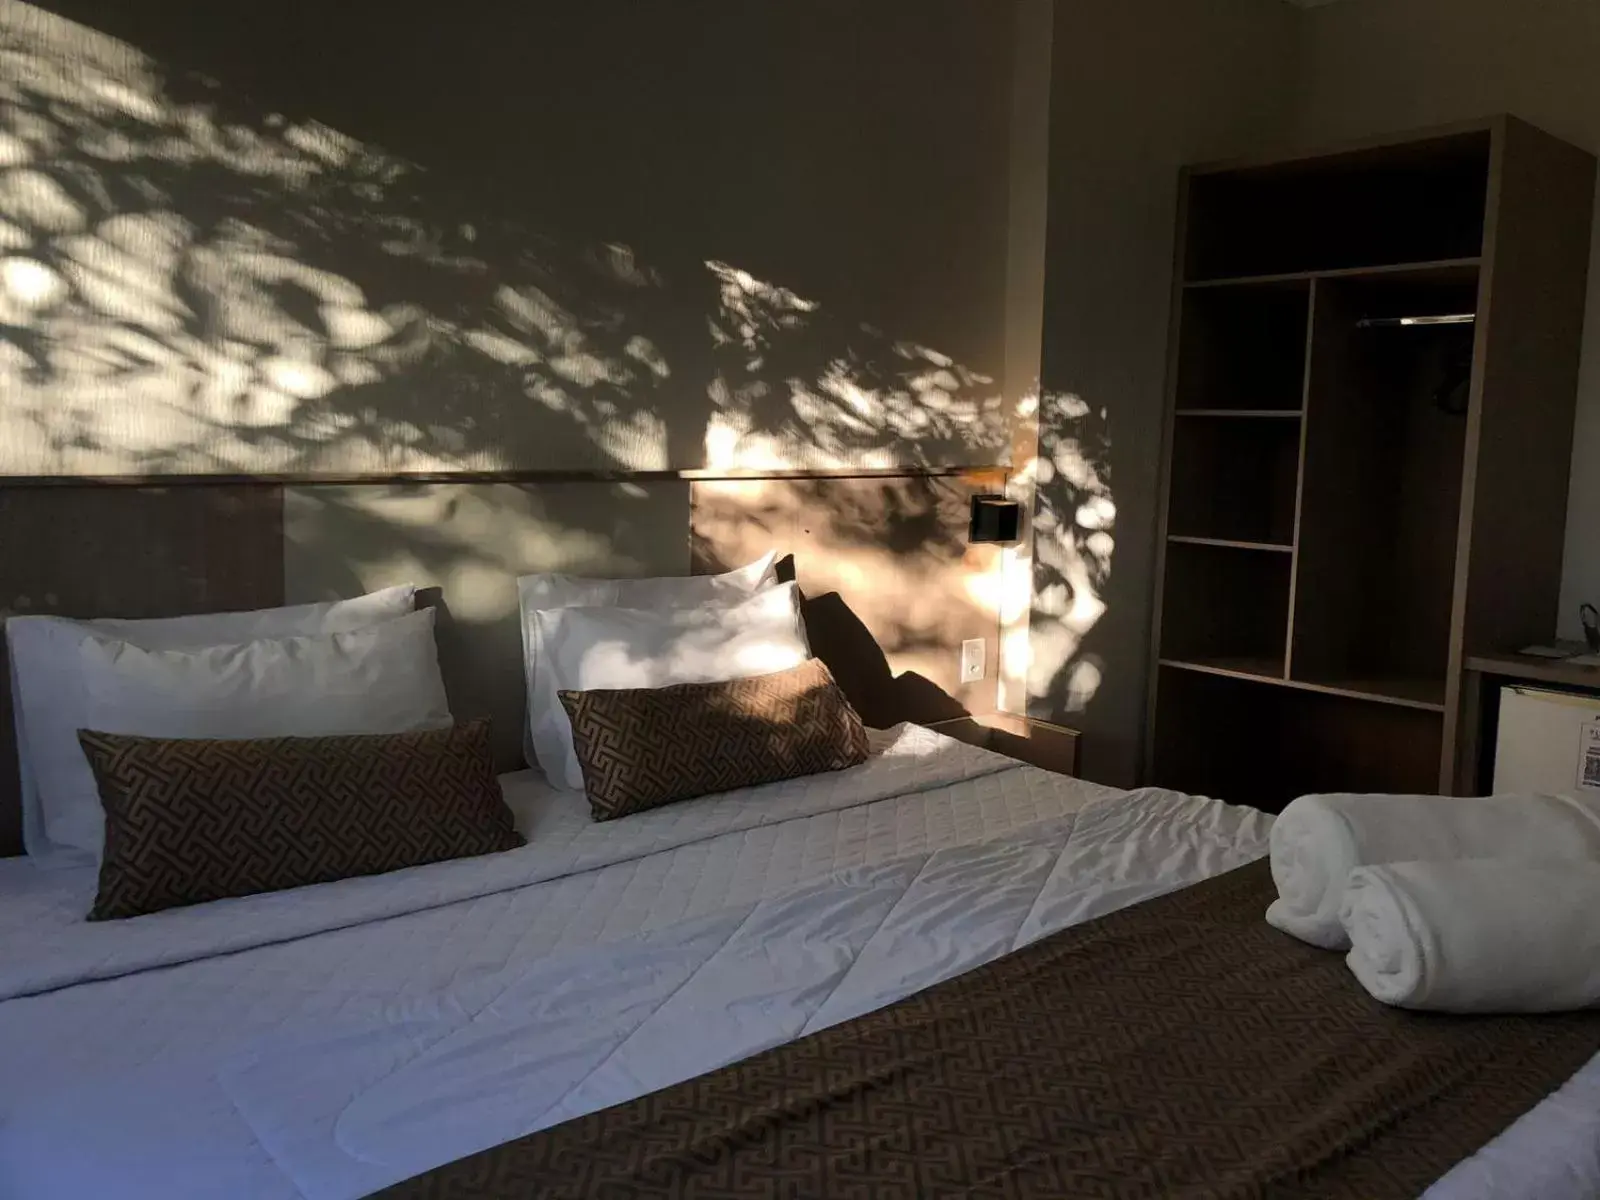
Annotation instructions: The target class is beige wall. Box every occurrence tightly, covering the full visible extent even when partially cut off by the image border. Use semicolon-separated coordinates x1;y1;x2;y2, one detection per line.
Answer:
999;0;1056;713
0;0;1038;760
1289;0;1600;641
1027;0;1299;786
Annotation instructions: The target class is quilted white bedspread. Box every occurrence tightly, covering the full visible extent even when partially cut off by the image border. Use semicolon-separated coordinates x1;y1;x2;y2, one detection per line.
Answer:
2;724;1598;1200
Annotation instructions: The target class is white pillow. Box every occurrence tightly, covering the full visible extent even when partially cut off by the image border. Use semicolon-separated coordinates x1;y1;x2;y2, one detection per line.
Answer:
516;553;778;765
6;585;417;863
82;605;450;738
529;581;810;790
67;607;451;861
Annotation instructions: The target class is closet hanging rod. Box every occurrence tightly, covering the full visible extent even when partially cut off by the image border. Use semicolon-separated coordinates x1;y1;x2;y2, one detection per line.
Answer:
1355;312;1477;329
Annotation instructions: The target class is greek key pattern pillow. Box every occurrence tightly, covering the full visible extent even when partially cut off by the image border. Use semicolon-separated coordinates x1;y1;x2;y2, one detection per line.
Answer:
559;658;871;821
78;719;522;920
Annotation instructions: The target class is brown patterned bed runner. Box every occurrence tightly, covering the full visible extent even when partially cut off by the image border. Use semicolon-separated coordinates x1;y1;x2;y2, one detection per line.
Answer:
376;860;1600;1199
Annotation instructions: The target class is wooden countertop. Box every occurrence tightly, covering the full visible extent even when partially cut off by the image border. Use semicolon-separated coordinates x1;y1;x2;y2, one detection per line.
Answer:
1466;652;1600;690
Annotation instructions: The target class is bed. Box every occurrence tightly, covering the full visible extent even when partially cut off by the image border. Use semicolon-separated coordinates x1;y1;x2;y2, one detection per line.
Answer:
4;724;1600;1199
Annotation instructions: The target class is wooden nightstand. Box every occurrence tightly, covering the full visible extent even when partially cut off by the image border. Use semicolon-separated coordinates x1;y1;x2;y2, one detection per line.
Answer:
924;712;1080;778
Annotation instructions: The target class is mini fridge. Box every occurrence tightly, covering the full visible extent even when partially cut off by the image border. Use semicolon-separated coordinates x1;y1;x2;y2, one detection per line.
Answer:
1493;685;1600;796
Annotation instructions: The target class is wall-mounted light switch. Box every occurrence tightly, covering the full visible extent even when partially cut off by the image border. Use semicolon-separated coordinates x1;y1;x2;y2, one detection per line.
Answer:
961;638;986;683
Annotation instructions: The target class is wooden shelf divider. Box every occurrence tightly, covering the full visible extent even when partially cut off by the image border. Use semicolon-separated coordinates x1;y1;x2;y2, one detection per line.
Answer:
1160;659;1446;713
1167;535;1293;553
1183;256;1484;290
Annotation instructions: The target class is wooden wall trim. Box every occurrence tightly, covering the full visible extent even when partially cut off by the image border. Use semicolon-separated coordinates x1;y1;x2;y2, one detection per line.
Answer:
1441;116;1597;785
0;465;1008;490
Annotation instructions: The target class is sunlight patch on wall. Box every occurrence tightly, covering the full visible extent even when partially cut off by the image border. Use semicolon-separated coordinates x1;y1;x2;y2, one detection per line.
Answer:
1;254;63;307
998;384;1040;706
691;475;1001;716
1027;391;1113;711
702;262;1008;471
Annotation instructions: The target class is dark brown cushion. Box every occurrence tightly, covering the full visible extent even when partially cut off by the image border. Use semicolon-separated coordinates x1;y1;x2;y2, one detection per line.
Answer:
78;719;523;920
559;658;871;821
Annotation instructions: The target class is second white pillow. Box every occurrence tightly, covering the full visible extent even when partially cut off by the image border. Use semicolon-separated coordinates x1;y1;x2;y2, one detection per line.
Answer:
515;553;779;767
529;581;811;791
72;607;453;857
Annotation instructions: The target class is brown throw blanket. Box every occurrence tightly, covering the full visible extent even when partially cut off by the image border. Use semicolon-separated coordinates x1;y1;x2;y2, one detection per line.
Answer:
376;860;1600;1199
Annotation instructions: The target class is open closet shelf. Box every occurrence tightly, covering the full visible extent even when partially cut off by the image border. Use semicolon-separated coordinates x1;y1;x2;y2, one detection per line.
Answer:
1166;535;1293;553
1157;656;1285;686
1158;658;1448;714
1149;118;1596;809
1183;256;1483;289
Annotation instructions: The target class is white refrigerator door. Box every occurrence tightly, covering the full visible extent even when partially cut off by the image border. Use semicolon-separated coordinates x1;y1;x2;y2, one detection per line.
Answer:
1493;685;1600;796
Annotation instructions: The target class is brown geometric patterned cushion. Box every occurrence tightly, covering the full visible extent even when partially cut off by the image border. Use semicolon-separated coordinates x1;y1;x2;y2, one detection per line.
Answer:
78;719;523;921
559;658;870;821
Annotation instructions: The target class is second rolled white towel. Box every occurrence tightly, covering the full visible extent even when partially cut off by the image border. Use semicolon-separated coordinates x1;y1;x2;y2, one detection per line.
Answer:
1266;792;1600;950
1341;860;1600;1013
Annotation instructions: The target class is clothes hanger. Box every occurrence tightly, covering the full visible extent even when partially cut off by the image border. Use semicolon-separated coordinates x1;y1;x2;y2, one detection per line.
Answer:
1353;313;1476;329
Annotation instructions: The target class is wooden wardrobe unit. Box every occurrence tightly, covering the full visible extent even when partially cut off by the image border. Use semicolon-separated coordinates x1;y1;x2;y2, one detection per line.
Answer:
1146;117;1596;812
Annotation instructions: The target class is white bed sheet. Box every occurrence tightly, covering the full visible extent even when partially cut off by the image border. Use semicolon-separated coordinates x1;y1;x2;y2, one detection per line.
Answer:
0;725;1013;1001
0;726;1596;1200
0;727;1118;1198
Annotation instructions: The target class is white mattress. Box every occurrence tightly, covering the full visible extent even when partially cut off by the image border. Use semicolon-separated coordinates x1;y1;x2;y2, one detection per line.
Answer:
0;725;1595;1199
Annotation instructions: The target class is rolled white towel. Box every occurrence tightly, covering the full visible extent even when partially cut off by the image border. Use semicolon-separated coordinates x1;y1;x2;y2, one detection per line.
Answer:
1265;792;1600;949
1341;860;1600;1012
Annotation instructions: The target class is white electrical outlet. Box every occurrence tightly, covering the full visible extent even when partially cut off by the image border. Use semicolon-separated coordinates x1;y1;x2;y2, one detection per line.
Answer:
960;638;986;683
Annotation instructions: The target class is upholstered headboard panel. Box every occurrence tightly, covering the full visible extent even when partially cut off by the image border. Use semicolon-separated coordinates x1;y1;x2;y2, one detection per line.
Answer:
0;469;1005;856
0;485;286;856
281;479;694;774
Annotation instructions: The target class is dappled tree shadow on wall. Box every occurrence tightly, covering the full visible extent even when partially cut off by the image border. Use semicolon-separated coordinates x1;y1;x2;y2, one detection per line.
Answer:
0;2;1007;478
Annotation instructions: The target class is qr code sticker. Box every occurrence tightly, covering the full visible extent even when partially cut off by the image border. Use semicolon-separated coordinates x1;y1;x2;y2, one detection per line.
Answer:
1582;721;1600;791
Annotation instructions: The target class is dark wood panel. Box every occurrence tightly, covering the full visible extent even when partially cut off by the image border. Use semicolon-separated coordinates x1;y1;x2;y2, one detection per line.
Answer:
0;486;285;856
690;472;1007;729
1446;117;1598;778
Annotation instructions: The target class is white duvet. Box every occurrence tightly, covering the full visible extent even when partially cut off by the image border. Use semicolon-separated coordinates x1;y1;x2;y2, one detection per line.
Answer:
1;725;1597;1200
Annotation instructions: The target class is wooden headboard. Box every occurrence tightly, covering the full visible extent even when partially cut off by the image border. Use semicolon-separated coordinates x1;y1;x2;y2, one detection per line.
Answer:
0;468;1007;856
